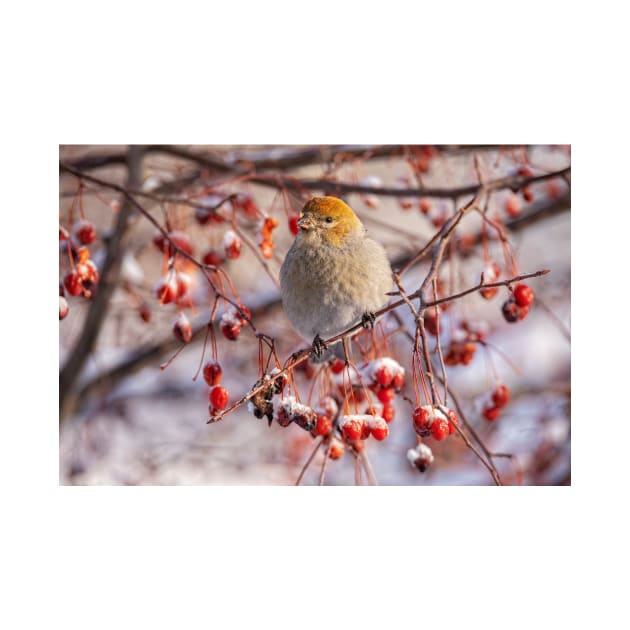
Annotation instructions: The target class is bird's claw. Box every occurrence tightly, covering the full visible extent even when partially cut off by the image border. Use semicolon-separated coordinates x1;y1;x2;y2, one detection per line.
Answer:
312;334;328;359
361;311;376;330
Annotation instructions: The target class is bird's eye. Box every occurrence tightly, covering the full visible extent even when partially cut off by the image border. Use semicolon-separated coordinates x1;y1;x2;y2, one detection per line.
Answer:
325;216;333;223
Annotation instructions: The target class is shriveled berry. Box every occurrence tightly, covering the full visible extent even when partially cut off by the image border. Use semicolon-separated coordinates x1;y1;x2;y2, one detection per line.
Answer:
209;385;229;410
502;298;529;323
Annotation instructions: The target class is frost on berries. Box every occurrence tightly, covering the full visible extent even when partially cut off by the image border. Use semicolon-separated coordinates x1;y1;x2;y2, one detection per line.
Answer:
480;262;501;299
412;405;458;441
172;312;192;343
247;369;286;425
220;308;242;340
222;230;242;260
407;443;434;472
275;396;317;432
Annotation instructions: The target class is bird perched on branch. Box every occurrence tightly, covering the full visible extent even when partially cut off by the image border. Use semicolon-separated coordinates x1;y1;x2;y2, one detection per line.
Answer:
280;196;392;358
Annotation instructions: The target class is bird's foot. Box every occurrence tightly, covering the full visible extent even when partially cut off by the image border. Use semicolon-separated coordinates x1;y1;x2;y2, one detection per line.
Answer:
361;311;376;330
311;334;328;359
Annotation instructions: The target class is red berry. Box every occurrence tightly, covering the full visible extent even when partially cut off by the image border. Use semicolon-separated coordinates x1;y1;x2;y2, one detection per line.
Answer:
430;417;449;441
63;270;83;296
74;220;96;245
377;387;395;404
502;298;529;323
447;409;459;435
419;198;431;214
330;359;345;374
483;406;500;421
203;361;223;386
139;302;152;322
202;249;225;266
412;406;432;436
223;231;242;260
381;404;395;423
341;417;365;441
491;384;510;408
391;372;404;390
155;276;178;305
220;320;241;341
517;166;534;178
513;283;535;307
328;438;345;460
312;414;333;437
288;214;300;235
374;365;393;388
209;385;229;410
522;187;534;203
154;230;193;257
175;272;192;298
505;195;521;217
172;312;193;343
232;194;260;219
369;417;389;441
59;296;69;320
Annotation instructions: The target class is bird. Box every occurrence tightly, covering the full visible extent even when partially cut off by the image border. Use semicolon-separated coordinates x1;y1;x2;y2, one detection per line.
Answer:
280;196;392;358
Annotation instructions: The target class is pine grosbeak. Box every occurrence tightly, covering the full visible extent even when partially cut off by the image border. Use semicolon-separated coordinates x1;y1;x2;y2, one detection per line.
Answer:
280;196;392;357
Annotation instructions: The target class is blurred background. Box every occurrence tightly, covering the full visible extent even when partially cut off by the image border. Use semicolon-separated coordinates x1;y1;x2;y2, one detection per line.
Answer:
59;144;570;485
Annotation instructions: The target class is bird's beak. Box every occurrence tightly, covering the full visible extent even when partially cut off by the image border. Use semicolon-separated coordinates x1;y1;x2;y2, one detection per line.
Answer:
297;213;315;230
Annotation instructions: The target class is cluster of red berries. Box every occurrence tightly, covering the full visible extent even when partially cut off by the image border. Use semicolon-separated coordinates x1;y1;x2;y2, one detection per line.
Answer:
481;384;510;421
339;414;389;441
154;270;193;305
62;246;100;301
502;283;535;323
231;193;260;220
59;219;99;320
350;357;405;423
204;360;229;416
412;405;459;441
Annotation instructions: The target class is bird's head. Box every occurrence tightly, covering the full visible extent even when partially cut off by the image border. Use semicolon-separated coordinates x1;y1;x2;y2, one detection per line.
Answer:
296;196;363;247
